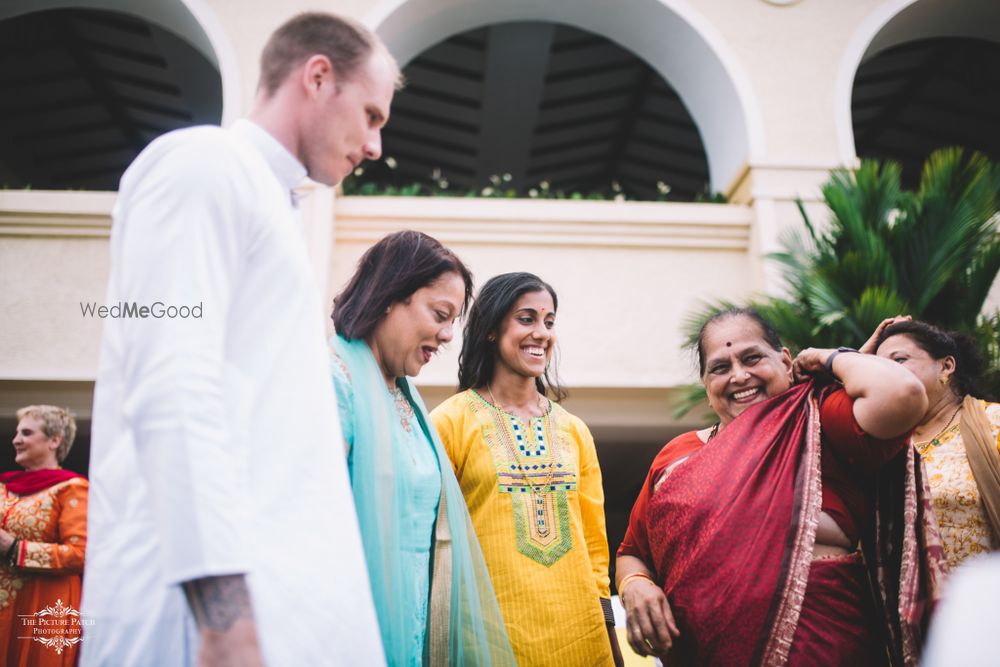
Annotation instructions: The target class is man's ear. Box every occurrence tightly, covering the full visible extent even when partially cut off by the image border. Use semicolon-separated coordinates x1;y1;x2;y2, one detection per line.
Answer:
300;54;335;97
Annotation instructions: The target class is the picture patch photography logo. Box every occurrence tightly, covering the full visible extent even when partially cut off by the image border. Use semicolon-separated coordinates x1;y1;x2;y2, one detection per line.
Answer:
17;598;91;654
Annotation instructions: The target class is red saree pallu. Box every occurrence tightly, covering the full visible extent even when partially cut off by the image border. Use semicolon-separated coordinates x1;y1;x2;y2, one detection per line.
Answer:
644;381;944;667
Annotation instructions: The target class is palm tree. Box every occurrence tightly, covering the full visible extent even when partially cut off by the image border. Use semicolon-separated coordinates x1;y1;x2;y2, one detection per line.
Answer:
677;147;1000;417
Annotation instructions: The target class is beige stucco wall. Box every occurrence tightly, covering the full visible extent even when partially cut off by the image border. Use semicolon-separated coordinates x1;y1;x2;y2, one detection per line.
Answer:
0;192;113;381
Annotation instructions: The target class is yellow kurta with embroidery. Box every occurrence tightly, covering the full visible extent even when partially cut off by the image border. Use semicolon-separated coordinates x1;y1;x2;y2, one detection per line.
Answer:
432;390;613;666
917;401;1000;570
0;477;88;666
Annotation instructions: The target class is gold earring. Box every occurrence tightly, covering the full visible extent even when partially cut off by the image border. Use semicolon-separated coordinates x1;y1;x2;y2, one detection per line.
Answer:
939;374;950;386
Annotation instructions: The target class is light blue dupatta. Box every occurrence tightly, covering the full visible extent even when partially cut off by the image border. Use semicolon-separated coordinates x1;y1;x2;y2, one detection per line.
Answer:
331;335;515;666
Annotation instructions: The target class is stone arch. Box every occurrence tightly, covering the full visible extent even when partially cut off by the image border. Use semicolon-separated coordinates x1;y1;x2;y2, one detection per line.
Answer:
0;0;239;189
835;0;1000;166
1;0;240;122
366;0;765;194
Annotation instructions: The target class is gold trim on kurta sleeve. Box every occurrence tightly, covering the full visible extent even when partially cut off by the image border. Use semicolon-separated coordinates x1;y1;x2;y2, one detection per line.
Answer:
14;480;88;575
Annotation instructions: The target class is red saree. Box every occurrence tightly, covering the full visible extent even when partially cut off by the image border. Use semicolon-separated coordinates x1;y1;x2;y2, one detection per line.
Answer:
637;381;944;666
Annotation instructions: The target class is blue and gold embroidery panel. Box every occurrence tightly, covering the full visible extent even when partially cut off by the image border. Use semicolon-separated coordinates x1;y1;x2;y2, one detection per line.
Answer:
467;391;577;566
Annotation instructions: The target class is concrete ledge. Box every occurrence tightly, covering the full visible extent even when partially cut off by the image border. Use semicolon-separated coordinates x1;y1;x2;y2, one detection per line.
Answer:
0;191;754;251
0;191;115;238
335;196;753;250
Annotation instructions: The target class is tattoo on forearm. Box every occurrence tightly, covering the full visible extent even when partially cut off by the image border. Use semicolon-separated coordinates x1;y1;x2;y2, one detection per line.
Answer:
182;574;254;632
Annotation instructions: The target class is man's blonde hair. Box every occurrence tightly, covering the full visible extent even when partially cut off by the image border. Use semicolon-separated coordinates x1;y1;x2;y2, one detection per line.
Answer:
258;12;400;95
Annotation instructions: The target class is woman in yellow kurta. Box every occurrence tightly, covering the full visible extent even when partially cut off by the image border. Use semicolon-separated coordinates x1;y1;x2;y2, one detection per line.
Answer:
431;272;622;666
1;405;87;667
867;318;1000;569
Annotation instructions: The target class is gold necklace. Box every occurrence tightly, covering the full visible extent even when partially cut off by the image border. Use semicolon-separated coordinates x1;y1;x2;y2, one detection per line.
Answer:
915;403;962;448
484;385;555;495
486;384;546;416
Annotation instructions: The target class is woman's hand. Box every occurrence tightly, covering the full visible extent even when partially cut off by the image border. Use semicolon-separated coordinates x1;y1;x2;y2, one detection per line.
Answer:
792;347;842;382
859;315;911;354
621;577;680;658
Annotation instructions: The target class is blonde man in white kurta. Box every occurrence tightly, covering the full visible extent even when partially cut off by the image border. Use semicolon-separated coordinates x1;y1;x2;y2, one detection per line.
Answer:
82;13;397;666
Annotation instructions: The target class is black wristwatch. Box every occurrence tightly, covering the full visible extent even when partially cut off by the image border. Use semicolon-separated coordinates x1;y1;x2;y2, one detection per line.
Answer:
824;347;858;376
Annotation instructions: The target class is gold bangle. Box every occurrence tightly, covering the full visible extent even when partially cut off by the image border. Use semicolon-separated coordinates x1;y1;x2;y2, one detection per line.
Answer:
618;572;656;596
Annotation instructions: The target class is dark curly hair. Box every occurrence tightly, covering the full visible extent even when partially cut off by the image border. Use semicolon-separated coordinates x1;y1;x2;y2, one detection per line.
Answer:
693;307;784;376
332;230;473;340
457;272;565;400
874;319;987;398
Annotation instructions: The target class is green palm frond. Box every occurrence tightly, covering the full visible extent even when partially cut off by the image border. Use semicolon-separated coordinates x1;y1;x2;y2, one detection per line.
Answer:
846;287;912;346
752;298;816;351
973;312;1000;402
926;235;1000;328
802;275;851;331
901;148;1000;311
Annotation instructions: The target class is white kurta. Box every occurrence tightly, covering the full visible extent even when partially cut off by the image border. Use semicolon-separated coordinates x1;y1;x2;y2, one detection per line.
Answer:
81;120;384;666
923;554;1000;667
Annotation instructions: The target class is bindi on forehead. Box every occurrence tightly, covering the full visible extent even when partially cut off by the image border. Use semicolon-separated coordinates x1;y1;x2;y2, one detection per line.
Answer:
726;341;732;347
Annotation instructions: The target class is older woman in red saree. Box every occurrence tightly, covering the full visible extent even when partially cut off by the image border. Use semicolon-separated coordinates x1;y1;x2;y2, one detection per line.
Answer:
616;308;946;666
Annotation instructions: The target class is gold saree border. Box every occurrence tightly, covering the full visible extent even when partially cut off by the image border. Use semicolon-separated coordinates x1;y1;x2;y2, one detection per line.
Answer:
428;485;453;666
761;393;823;667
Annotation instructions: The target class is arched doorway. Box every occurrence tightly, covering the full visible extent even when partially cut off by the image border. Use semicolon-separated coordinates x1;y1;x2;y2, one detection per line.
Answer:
0;0;234;190
369;0;763;196
352;21;712;201
838;0;1000;182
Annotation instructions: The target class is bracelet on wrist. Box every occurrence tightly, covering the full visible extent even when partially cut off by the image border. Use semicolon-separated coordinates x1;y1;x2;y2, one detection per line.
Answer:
618;572;656;596
824;346;859;376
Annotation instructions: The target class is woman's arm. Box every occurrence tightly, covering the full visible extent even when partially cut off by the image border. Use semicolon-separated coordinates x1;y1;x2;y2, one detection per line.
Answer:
794;347;927;439
615;553;679;658
10;481;87;575
576;423;611;600
573;423;624;666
